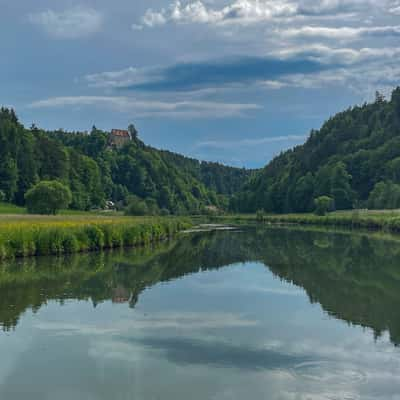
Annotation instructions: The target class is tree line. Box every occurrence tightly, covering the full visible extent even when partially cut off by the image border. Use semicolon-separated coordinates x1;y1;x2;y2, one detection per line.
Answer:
0;108;252;214
231;87;400;213
3;87;400;216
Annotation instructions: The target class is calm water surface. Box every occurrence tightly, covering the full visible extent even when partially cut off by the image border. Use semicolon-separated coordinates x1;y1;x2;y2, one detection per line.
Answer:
1;226;400;399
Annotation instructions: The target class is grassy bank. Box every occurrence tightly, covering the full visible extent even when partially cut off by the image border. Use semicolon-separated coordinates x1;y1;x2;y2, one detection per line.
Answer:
0;202;26;215
0;215;191;260
217;210;400;233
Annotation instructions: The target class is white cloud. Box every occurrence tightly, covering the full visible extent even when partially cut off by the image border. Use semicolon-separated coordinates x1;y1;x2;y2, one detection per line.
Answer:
261;61;400;97
296;0;367;15
387;0;400;14
137;0;299;28
28;96;261;118
28;6;103;39
272;44;400;65
135;0;380;29
279;25;400;40
84;67;161;89
81;41;400;101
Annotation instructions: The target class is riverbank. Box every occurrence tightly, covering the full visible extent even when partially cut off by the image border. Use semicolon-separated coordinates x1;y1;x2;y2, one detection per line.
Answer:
0;215;191;260
215;210;400;234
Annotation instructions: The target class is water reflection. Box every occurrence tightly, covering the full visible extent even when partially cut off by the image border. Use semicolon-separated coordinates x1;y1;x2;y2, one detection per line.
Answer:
1;227;400;345
1;226;400;399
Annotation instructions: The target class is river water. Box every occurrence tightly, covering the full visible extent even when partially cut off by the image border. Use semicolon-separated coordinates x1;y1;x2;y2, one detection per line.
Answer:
0;226;399;399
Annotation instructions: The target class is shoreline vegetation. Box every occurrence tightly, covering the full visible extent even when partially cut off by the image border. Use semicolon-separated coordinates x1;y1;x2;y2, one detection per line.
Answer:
2;205;400;261
0;215;191;260
217;210;400;234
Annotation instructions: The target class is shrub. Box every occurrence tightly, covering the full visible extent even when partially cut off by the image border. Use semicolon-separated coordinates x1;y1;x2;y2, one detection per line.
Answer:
314;196;335;216
25;181;72;215
125;196;149;216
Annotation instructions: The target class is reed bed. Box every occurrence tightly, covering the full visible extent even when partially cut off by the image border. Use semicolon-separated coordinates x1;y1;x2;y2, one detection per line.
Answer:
219;211;400;233
0;215;191;260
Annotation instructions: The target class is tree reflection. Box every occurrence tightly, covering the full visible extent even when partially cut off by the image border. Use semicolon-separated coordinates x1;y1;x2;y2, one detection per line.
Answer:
1;227;400;346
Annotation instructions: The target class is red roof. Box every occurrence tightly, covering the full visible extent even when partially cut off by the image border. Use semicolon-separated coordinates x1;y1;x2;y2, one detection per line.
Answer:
111;129;130;138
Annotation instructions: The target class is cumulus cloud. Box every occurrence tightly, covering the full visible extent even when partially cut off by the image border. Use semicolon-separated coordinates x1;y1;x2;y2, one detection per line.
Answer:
28;95;261;118
134;0;378;29
28;6;103;39
387;0;400;14
135;0;298;28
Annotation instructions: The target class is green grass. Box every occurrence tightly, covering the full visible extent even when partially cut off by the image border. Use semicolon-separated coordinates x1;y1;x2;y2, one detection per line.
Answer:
0;202;125;217
0;213;192;260
0;202;26;214
216;209;400;233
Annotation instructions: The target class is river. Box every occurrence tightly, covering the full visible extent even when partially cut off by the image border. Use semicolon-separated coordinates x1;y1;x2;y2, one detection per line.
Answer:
0;226;399;399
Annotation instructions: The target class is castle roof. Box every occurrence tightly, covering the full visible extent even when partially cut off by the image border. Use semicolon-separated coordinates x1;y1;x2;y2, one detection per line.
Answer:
111;129;130;138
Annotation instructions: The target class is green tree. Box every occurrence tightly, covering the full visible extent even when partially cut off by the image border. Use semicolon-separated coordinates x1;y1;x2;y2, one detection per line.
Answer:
124;196;149;216
128;124;138;140
0;157;18;202
368;181;400;209
292;173;315;212
25;181;72;215
314;196;334;216
330;162;354;210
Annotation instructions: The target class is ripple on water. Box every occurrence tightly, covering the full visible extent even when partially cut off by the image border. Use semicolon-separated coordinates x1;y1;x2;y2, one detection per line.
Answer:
292;360;367;386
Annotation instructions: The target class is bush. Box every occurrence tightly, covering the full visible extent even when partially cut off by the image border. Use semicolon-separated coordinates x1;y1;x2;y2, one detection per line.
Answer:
125;196;149;216
25;181;72;215
314;196;334;216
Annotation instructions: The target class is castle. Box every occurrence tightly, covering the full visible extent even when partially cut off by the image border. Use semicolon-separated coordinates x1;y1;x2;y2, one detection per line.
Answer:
108;129;131;149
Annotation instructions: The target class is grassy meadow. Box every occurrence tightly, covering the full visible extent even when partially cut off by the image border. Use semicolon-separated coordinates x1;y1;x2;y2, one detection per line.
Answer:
0;210;191;260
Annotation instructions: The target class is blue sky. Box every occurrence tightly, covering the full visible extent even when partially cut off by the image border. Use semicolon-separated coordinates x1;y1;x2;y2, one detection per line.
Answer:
2;1;400;167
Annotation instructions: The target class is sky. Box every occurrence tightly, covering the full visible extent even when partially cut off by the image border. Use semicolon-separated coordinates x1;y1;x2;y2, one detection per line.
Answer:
2;1;400;168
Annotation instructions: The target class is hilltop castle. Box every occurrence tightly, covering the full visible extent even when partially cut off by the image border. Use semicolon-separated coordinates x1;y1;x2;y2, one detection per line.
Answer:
108;129;131;148
108;124;138;149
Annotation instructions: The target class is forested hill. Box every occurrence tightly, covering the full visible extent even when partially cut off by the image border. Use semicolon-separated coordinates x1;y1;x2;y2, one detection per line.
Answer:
159;150;252;196
0;108;253;214
231;87;400;213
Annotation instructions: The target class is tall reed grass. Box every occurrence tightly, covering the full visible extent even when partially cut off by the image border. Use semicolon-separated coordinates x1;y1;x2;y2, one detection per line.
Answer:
0;216;191;260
